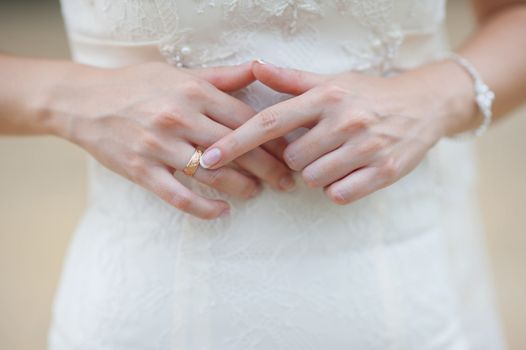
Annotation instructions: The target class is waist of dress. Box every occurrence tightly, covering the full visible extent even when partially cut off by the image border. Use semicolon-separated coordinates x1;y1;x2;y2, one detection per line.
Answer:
67;28;450;74
81;151;444;252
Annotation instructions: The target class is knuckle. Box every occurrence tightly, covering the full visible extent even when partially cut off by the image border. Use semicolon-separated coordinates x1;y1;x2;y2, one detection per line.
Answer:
320;84;347;104
327;187;351;205
223;134;239;150
128;157;150;182
151;110;187;129
154;186;176;204
352;114;371;130
283;147;302;171
304;160;336;187
336;118;355;134
181;80;205;100
359;137;385;155
379;157;399;180
171;193;192;211
138;132;162;153
257;109;281;135
301;168;320;188
337;113;370;134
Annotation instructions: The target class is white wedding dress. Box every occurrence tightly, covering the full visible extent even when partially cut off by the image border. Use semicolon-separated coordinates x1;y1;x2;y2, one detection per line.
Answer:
49;1;506;349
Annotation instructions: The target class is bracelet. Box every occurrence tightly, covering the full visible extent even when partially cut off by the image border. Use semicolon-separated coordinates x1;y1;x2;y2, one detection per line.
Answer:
436;52;495;139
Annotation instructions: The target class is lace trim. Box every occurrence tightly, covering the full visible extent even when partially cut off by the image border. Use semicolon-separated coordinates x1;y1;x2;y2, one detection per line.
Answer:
340;27;405;74
157;0;414;74
193;0;325;35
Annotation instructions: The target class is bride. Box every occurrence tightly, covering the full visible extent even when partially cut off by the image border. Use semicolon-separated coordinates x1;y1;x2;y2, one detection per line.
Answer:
1;0;525;349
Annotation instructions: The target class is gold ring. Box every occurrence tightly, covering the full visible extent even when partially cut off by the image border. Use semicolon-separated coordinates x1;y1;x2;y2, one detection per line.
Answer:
182;146;204;176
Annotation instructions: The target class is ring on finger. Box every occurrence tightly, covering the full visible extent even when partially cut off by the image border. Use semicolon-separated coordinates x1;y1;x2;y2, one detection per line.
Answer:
181;146;204;177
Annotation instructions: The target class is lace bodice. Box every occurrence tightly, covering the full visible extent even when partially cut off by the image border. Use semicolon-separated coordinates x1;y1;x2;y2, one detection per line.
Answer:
61;0;446;74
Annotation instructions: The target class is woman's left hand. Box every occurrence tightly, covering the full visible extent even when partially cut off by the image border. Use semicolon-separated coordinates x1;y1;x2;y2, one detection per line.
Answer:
200;60;475;205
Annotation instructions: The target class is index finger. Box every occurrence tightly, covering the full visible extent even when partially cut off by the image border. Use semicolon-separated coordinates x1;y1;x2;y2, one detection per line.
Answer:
202;87;290;161
199;92;321;169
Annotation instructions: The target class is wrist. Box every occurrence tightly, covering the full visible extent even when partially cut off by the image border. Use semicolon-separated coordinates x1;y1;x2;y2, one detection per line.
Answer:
42;62;105;143
0;57;85;137
405;60;482;138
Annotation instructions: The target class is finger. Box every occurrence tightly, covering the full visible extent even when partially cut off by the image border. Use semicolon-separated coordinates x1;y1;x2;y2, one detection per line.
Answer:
181;112;285;160
262;137;289;161
301;142;371;188
183;114;295;191
156;139;261;199
252;60;331;95
199;86;289;162
237;147;296;191
144;165;229;220
200;83;256;127
194;164;261;199
189;61;255;92
282;121;347;171
200;92;322;170
324;166;389;205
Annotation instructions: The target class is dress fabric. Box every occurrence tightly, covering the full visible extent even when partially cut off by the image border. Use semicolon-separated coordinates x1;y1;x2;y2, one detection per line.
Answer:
49;1;506;349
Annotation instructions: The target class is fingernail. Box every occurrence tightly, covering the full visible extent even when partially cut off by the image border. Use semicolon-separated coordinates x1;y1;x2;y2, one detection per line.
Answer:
279;175;296;191
200;148;221;169
256;59;267;65
219;207;230;218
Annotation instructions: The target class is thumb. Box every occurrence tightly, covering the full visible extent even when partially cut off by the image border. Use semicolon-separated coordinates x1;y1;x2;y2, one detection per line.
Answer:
252;60;330;95
189;62;255;92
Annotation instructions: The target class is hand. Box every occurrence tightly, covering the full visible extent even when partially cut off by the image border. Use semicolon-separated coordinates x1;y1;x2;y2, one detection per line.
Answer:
200;60;474;205
53;61;294;219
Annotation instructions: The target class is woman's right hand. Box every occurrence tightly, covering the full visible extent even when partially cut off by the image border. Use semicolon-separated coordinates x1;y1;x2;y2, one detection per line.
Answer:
50;61;294;219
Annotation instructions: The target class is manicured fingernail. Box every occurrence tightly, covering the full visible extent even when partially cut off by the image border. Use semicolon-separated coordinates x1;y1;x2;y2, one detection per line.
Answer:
256;59;267;65
200;148;221;169
279;175;296;191
219;207;230;218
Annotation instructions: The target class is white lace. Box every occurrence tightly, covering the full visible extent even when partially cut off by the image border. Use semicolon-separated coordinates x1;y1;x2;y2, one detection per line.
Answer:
61;0;446;74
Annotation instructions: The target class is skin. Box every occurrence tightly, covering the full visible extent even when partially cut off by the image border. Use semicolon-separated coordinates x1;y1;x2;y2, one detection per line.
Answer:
1;0;525;220
0;58;295;220
201;0;526;206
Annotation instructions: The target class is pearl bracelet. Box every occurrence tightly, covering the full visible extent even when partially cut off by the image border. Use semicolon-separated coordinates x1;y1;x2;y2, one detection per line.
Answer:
437;52;495;139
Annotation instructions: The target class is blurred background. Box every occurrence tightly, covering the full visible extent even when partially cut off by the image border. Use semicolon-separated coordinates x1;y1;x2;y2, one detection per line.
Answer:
0;0;525;349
